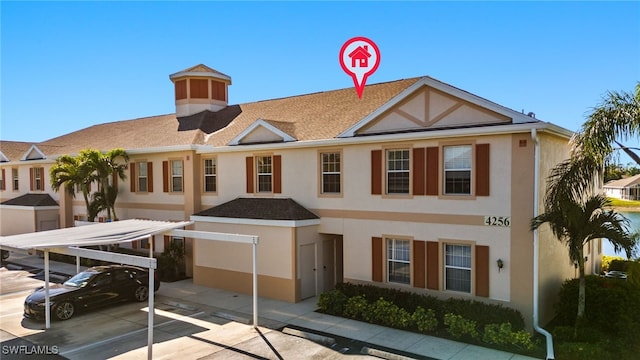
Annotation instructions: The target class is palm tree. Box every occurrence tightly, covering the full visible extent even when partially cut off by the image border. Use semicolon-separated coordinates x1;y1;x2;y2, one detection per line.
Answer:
49;154;94;219
572;83;640;164
79;148;129;221
531;194;635;325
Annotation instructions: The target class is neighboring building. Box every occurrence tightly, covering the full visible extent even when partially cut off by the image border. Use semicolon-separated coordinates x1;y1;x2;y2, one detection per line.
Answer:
0;64;600;329
604;174;640;200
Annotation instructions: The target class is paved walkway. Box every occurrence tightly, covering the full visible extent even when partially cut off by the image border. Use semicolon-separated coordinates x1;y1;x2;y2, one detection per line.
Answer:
3;253;539;360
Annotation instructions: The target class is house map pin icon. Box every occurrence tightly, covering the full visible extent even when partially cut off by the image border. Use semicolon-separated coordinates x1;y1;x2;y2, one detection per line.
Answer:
339;37;380;99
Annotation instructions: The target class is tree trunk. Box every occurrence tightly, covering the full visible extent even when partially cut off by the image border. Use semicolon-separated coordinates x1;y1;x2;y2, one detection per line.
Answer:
576;247;586;337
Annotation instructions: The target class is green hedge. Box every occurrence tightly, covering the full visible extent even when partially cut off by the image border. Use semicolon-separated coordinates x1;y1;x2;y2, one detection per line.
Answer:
318;282;535;354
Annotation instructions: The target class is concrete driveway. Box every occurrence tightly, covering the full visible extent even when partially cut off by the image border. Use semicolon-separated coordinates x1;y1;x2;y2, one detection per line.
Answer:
0;266;376;360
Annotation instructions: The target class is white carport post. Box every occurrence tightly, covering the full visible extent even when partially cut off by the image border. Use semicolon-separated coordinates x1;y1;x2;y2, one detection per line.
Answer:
44;250;51;329
147;235;154;360
171;230;259;327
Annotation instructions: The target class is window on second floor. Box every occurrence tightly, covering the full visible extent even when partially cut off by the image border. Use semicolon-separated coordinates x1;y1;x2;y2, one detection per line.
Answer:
171;160;183;192
386;149;410;194
203;158;217;192
443;145;472;195
0;168;5;191
138;162;149;192
321;152;341;194
12;168;18;191
256;156;272;193
30;167;44;191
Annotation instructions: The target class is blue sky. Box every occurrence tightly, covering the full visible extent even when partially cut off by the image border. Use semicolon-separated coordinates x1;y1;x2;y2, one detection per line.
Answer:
2;1;639;158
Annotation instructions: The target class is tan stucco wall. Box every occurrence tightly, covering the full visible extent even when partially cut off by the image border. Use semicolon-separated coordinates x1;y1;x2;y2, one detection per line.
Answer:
536;132;577;326
0;207;37;236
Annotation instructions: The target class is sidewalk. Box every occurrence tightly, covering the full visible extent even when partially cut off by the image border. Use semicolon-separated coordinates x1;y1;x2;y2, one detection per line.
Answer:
3;253;540;360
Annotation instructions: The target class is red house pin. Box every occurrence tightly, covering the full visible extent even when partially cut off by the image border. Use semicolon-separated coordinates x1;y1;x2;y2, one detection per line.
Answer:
339;37;380;99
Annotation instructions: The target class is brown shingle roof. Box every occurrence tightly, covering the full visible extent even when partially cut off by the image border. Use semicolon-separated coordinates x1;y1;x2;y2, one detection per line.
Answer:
0;141;33;161
3;77;422;157
196;198;318;221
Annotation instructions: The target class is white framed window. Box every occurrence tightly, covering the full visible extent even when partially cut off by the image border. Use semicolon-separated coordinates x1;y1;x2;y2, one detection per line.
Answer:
387;238;410;284
321;152;341;194
204;158;217;192
256;156;272;193
386;149;410;194
444;145;472;195
33;167;44;191
445;244;472;293
171;160;183;192
12;168;18;190
137;162;148;192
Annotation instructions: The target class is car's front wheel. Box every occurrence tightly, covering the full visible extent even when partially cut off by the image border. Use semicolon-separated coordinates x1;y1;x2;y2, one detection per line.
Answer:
55;301;75;320
134;286;149;302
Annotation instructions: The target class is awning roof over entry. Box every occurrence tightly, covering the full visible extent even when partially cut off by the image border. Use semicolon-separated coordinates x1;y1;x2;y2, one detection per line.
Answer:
0;219;193;250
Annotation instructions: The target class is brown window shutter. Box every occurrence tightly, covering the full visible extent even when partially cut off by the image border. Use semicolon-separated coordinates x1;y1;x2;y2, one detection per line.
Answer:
372;237;383;282
130;163;136;192
29;168;34;191
147;162;154;192
476;245;490;297
371;150;382;195
426;147;439;195
246;156;254;193
175;80;187;100
273;155;282;193
164;235;170;250
1;169;5;190
112;172;118;189
413;148;426;196
73;215;79;221
132;241;138;250
476;144;490;196
162;161;169;193
413;240;426;288
39;167;45;190
426;241;439;290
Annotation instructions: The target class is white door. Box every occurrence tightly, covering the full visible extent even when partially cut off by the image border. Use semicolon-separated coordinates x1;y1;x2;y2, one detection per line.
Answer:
300;243;316;299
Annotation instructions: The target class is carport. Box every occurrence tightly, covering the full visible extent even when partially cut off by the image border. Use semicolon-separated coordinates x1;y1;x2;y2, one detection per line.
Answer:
0;219;261;360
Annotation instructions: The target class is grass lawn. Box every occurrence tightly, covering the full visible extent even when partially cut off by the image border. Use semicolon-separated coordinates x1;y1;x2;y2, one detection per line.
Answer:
607;197;640;208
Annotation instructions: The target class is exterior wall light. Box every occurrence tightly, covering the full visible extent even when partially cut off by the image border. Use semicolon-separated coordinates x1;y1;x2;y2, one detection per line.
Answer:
497;259;504;272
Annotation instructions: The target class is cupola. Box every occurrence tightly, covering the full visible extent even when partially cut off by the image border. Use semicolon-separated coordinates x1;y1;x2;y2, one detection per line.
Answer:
169;64;231;117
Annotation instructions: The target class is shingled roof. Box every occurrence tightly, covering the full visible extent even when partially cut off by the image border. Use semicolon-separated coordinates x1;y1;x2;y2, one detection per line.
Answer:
1;194;59;207
195;198;318;221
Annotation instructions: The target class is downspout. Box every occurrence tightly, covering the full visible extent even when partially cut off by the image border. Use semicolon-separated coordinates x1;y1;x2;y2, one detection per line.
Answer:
531;128;555;360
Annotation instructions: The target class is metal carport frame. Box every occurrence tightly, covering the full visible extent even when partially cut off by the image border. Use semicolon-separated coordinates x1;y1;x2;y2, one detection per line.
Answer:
0;219;193;360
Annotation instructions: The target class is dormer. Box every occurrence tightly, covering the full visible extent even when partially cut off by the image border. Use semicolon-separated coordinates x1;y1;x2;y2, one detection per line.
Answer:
169;64;232;117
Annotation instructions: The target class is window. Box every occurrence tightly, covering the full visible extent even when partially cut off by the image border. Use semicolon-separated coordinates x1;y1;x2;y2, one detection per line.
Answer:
138;162;148;192
321;152;341;194
387;238;410;284
31;167;44;191
386;149;410;194
444;145;472;195
0;169;5;190
445;244;472;293
256;156;272;192
171;160;183;192
12;168;18;190
204;158;217;192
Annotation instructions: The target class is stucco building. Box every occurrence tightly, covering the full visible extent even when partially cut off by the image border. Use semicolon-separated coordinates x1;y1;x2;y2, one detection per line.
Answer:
0;64;602;329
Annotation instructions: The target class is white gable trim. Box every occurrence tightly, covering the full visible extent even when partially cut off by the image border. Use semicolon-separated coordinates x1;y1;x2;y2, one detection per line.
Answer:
337;77;540;138
21;144;47;161
0;151;8;162
228;118;297;145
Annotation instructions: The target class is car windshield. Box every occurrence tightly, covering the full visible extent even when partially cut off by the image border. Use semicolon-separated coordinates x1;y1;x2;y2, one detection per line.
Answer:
63;271;98;288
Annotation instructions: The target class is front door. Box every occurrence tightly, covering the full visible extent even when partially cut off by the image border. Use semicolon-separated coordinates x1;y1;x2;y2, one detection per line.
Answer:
322;239;336;291
300;243;316;299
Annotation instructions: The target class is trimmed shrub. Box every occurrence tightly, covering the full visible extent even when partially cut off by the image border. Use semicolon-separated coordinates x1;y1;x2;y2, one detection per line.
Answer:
442;298;525;331
444;313;479;340
317;289;348;315
554;275;640;336
483;323;535;350
411;306;438;333
369;297;412;328
343;295;369;321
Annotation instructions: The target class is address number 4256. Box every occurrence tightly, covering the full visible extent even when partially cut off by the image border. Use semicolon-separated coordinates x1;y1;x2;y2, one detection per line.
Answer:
484;216;511;227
